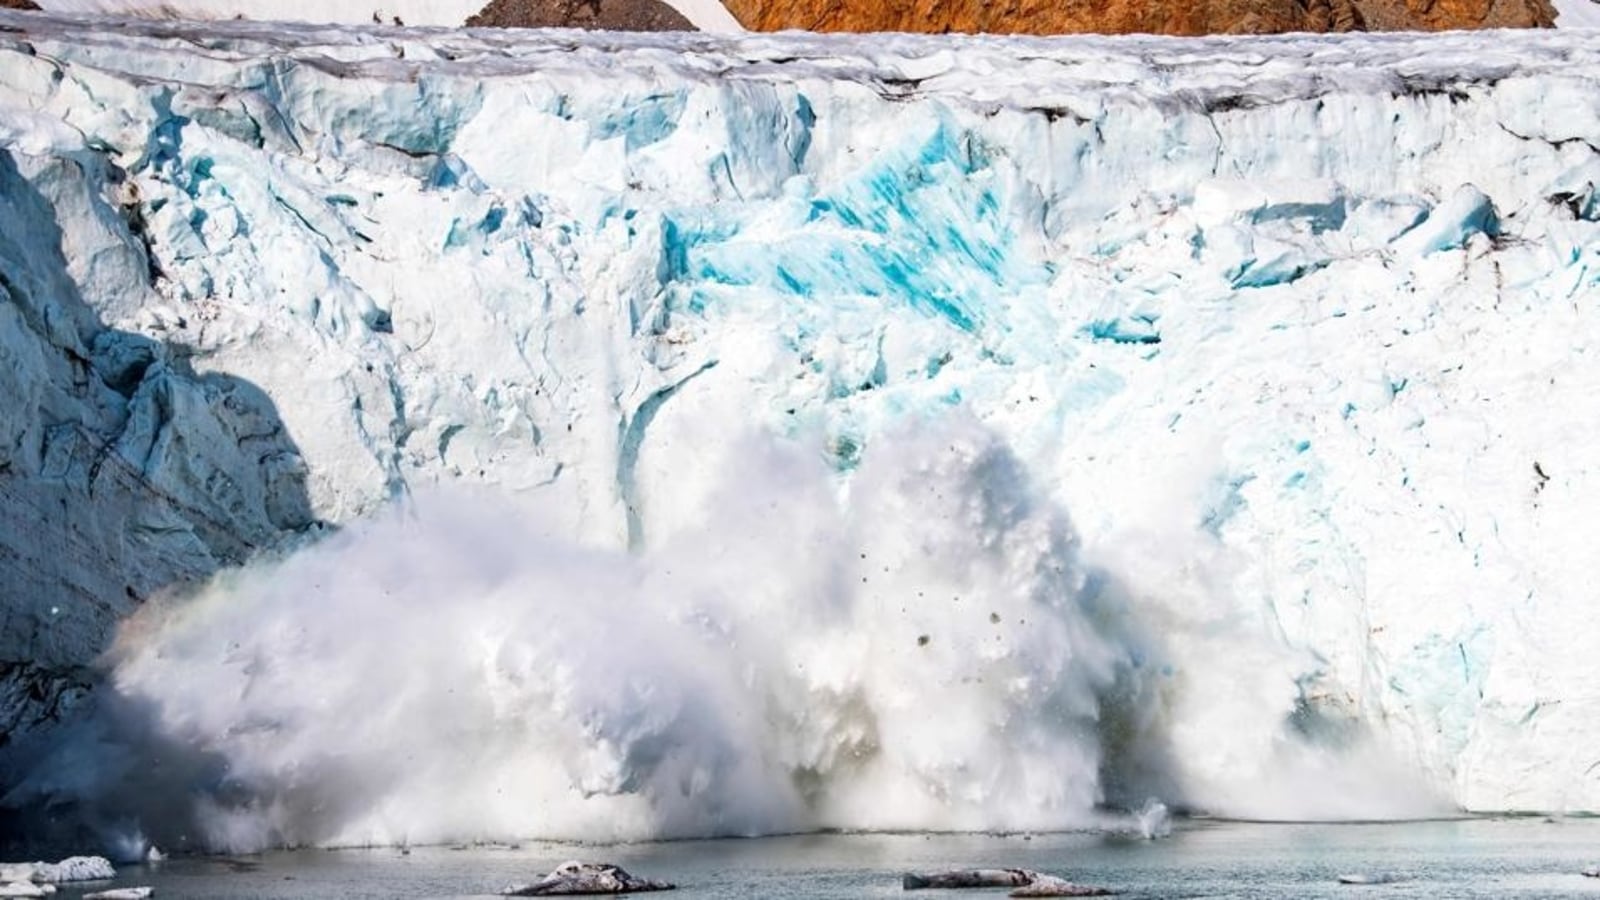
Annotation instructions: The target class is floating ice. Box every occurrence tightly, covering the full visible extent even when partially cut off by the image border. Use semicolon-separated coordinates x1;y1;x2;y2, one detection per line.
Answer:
502;861;674;896
902;869;1038;890
1010;877;1116;898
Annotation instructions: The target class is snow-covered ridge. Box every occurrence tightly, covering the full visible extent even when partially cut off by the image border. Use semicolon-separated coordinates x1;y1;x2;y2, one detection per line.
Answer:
2;11;1599;850
4;13;1597;103
33;0;746;32
1554;0;1600;27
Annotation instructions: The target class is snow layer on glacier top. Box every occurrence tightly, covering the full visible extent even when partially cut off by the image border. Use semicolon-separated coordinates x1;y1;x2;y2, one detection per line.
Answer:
0;10;1591;107
1553;0;1600;27
27;0;1600;30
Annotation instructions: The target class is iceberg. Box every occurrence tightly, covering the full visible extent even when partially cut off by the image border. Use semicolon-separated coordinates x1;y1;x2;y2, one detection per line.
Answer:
1;11;1599;849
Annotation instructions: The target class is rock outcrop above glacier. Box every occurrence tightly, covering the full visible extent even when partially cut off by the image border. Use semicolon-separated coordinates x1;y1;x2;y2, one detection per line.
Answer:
465;0;693;30
1;12;1599;848
721;0;1553;34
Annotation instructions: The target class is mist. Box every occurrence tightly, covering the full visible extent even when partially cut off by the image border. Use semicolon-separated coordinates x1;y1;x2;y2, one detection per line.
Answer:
6;417;1450;854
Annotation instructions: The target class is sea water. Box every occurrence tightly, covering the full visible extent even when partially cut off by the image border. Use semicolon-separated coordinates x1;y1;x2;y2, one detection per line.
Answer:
84;819;1600;899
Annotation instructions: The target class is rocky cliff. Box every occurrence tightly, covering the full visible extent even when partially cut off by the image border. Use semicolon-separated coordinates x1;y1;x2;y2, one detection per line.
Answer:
466;0;693;29
721;0;1553;34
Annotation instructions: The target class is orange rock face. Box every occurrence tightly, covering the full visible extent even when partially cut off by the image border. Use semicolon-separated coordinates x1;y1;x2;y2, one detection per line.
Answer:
720;0;1552;35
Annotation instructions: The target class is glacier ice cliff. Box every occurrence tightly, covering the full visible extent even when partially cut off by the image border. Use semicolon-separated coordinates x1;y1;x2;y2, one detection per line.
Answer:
2;11;1600;849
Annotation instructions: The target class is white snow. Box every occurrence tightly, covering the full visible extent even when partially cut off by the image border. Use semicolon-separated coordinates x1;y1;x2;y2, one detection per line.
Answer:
1;12;1599;849
1553;0;1600;27
664;0;740;31
33;0;744;32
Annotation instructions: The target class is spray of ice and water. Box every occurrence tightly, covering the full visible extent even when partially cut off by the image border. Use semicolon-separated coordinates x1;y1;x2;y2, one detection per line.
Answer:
9;418;1447;853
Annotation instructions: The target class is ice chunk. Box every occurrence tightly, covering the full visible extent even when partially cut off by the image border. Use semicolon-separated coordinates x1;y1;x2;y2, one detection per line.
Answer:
41;858;115;884
1010;877;1117;898
501;862;674;895
1391;185;1498;256
1192;178;1346;232
903;869;1038;889
0;859;114;886
1337;873;1404;885
1344;196;1431;246
1231;235;1328;288
82;890;153;900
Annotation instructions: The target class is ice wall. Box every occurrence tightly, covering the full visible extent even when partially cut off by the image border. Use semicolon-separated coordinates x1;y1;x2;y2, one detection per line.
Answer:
2;13;1599;847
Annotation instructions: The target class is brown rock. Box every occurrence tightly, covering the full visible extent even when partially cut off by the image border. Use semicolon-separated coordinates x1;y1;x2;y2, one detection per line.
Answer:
0;0;42;10
466;0;694;30
720;0;1550;35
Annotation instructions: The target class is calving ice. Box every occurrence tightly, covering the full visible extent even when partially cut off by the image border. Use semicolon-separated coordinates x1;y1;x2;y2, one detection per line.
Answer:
0;9;1597;853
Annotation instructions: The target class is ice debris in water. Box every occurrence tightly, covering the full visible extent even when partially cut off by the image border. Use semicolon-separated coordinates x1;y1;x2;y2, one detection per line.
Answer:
1337;873;1405;885
902;870;1115;896
44;857;116;883
501;861;675;895
0;857;115;885
1010;877;1117;898
0;856;119;899
83;890;154;900
1136;799;1172;840
903;869;1039;889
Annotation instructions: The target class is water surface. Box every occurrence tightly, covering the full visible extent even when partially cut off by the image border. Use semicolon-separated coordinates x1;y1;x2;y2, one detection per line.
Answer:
77;818;1600;898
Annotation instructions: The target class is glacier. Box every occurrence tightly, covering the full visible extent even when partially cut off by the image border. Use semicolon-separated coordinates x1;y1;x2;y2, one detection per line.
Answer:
1;10;1600;851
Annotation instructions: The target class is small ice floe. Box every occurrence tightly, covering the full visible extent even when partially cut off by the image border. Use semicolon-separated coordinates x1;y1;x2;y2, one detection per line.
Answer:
83;889;154;900
903;869;1039;889
1010;875;1117;897
42;857;116;883
1581;866;1600;878
1;857;116;885
144;847;166;864
501;861;675;895
903;870;1115;896
1;856;119;895
1337;873;1404;885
